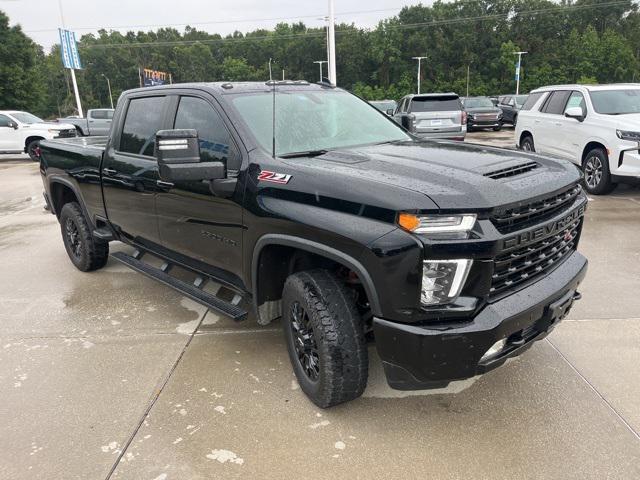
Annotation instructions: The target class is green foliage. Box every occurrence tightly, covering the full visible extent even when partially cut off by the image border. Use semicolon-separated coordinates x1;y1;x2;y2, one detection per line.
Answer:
1;0;639;116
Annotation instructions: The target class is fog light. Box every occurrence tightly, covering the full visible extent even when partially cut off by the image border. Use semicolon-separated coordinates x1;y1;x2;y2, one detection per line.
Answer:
421;259;472;306
480;338;507;362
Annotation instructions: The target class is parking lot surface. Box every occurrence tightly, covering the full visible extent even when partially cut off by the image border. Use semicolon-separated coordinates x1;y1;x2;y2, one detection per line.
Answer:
1;140;640;479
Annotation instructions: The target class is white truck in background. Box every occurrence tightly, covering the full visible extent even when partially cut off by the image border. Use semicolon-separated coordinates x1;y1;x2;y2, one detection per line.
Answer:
0;110;77;161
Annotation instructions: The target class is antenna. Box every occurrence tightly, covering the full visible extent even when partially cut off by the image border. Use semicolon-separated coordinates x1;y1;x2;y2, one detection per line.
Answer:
270;58;276;158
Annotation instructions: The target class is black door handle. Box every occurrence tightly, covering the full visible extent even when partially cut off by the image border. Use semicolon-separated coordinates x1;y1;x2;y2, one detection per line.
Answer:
102;168;117;176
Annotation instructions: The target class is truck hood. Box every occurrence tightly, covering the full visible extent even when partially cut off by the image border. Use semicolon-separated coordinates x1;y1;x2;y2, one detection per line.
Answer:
25;122;76;130
284;140;581;211
614;113;640;129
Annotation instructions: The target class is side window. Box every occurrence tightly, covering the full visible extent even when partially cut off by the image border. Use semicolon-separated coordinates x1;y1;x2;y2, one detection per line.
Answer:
542;91;571;115
173;96;240;170
119;97;166;156
91;110;106;120
521;92;544;111
508;97;515;106
0;114;11;127
565;91;586;116
106;110;114;119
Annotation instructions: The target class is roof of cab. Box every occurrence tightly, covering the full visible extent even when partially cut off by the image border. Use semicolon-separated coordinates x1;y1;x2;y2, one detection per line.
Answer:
532;83;640;93
122;81;336;96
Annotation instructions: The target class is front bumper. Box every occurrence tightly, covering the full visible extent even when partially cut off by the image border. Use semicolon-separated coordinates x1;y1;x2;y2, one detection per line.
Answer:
468;119;501;128
373;251;587;390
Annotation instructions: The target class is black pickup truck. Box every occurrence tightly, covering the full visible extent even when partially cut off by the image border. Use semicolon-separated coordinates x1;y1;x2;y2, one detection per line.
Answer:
39;81;588;408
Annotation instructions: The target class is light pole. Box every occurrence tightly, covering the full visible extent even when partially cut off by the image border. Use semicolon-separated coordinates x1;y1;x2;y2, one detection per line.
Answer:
327;0;337;85
412;56;428;94
101;74;114;109
466;64;471;97
513;51;528;95
314;60;328;82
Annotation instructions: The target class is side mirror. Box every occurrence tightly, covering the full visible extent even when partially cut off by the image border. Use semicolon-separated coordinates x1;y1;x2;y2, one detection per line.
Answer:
155;129;226;182
386;108;395;116
565;106;585;122
8;121;18;129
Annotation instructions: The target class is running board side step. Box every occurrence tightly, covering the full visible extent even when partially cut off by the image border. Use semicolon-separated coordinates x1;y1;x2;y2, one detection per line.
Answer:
111;251;248;321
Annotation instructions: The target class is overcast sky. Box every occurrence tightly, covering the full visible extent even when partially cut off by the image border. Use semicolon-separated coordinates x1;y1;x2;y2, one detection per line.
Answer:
1;0;427;50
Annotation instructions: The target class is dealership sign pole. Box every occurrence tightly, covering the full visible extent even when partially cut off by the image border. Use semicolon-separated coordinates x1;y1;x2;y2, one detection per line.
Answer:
513;51;527;95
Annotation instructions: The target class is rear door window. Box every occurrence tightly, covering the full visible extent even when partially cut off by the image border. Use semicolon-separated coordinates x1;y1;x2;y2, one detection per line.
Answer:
541;91;571;115
119;97;166;156
410;96;460;112
521;92;544;111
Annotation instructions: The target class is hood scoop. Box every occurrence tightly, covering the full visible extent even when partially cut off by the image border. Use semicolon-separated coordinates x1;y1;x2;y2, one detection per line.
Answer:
482;160;539;180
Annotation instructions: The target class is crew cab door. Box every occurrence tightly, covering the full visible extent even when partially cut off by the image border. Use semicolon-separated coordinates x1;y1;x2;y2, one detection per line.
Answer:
89;109;113;136
155;94;245;284
0;114;19;151
101;94;169;245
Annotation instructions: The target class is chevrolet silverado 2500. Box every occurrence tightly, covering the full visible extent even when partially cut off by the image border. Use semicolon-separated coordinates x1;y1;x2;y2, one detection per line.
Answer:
39;81;588;408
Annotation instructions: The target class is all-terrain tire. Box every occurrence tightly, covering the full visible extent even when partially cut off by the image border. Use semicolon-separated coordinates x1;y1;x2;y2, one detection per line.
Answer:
282;269;368;408
59;202;109;271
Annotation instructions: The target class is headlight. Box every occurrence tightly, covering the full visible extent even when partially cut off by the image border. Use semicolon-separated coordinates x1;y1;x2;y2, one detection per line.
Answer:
616;130;640;142
48;129;61;134
398;213;477;239
421;259;473;306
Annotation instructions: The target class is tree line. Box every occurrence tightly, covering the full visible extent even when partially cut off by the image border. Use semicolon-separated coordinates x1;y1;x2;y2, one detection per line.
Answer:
1;0;639;118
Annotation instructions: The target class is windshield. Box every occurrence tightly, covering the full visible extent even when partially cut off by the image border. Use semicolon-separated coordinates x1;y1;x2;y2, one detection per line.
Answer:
231;90;410;156
464;97;494;108
589;89;640;115
11;112;44;124
410;96;460;112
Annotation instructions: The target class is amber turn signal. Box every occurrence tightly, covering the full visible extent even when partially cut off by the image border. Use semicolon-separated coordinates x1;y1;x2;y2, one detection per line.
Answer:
398;213;420;231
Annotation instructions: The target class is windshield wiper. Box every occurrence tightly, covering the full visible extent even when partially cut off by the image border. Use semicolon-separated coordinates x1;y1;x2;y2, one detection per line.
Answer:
279;149;329;158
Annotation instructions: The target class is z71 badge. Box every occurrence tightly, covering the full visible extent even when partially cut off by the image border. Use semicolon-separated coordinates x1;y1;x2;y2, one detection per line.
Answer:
258;170;292;184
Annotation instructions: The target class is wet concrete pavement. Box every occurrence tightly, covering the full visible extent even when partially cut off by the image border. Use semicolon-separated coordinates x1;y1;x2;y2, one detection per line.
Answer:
1;152;639;479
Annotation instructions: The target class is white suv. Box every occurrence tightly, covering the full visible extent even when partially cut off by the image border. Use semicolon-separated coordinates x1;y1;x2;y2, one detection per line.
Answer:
0;111;76;161
515;84;640;194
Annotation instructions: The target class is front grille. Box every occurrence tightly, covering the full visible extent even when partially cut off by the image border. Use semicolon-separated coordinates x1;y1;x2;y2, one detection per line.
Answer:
484;161;538;180
56;129;77;138
491;185;582;234
490;216;582;298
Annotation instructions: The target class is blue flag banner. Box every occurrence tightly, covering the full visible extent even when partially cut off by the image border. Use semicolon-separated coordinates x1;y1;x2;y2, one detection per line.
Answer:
59;28;82;69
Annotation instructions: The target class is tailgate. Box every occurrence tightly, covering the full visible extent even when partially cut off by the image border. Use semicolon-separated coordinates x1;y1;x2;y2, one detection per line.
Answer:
413;110;462;133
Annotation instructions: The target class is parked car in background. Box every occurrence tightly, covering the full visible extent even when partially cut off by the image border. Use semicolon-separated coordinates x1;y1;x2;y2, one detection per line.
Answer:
516;84;640;194
498;95;528;126
461;96;503;131
394;93;466;140
58;108;114;136
369;99;397;116
0;110;76;160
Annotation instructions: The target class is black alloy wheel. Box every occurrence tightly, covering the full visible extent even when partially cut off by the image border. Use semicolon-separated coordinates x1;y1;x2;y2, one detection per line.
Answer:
289;301;320;382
